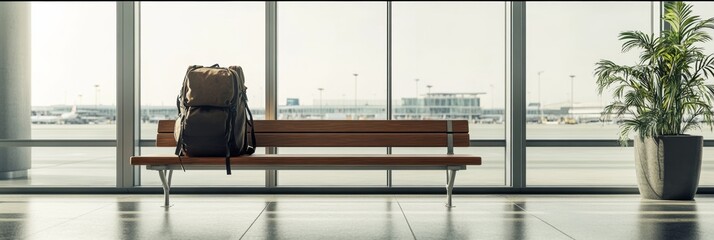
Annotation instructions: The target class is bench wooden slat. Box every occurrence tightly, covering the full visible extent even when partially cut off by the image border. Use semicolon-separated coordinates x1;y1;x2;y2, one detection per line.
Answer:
156;133;470;147
157;120;469;133
157;120;173;133
131;154;481;166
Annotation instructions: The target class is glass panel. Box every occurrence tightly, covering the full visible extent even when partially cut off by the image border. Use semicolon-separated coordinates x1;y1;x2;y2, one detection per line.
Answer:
392;2;506;139
391;147;505;186
138;2;266;186
139;147;265;186
0;147;115;187
277;2;387;120
275;2;387;186
139;2;266;140
701;147;714;185
525;2;651;139
277;148;386;186
527;147;636;186
29;2;116;139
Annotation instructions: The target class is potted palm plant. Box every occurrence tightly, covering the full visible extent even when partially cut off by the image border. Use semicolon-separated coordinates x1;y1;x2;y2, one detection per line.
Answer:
595;1;714;200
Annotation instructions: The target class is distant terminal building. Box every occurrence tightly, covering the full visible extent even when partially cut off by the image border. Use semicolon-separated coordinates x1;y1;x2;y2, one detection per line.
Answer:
31;105;117;124
394;93;483;120
282;92;485;120
30;93;485;122
286;98;300;106
31;93;615;124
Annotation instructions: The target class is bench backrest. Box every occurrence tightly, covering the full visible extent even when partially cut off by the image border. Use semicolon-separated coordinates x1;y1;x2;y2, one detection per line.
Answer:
156;120;470;147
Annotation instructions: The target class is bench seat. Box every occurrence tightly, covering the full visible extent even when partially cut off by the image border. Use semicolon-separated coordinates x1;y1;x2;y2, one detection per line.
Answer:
132;119;481;208
131;154;481;166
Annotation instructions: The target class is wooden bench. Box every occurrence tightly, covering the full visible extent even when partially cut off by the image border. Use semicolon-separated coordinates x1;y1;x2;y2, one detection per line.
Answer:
130;120;481;207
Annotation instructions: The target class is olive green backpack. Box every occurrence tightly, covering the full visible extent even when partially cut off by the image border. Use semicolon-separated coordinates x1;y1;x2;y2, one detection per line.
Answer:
174;64;256;175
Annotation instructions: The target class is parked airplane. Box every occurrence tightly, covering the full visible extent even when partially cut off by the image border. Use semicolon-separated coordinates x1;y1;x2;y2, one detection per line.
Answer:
31;106;83;124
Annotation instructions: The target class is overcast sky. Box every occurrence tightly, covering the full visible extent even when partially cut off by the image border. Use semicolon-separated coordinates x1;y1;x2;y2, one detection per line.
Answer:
29;2;714;110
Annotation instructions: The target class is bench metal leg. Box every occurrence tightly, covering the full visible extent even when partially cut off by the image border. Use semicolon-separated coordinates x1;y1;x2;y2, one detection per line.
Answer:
446;169;457;208
158;170;173;207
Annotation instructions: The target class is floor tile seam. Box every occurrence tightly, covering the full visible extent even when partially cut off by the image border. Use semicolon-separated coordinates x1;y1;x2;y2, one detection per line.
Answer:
497;194;513;202
395;197;418;240
238;201;271;240
512;202;576;240
20;202;114;239
501;194;519;202
31;158;110;170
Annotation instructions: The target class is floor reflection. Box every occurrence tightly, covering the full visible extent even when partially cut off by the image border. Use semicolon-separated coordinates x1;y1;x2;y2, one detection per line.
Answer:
505;202;527;240
255;200;411;239
637;201;700;240
117;201;141;240
262;202;278;240
3;195;714;239
0;212;28;240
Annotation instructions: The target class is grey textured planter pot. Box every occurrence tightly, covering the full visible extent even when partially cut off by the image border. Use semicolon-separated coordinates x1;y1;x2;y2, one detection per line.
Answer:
635;135;702;200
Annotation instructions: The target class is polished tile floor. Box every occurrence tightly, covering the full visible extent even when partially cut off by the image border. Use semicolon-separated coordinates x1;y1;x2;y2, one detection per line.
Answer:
0;194;712;240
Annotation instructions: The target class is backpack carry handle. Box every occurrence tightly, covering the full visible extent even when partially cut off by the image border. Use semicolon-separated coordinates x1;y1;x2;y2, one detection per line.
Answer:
210;64;220;68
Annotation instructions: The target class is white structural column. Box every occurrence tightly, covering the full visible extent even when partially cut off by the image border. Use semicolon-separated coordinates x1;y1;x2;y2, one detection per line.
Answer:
0;2;31;179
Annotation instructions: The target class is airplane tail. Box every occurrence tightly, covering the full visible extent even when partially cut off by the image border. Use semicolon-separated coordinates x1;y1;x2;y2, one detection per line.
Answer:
70;105;77;114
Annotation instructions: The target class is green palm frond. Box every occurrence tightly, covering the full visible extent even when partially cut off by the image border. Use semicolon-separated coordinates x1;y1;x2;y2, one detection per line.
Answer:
594;2;714;145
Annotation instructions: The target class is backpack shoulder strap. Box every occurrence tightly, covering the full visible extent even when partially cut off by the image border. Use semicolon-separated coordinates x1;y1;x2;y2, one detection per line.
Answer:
229;65;242;73
228;66;245;85
174;65;200;172
229;66;255;154
179;65;201;106
244;104;256;155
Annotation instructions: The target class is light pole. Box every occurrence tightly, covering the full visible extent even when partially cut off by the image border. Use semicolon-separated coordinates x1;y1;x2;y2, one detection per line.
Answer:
569;75;575;119
414;78;420;119
94;84;100;109
489;84;494;110
414;78;420;98
78;94;83;106
537;71;544;121
353;73;358;119
426;85;432;119
318;88;324;119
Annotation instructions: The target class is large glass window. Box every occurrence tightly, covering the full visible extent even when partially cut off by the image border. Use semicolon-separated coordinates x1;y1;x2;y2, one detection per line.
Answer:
525;2;652;185
139;2;266;186
528;147;635;185
391;147;505;186
277;2;387;121
7;1;705;190
30;2;117;139
0;147;116;186
391;2;507;186
525;2;651;140
276;2;388;185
